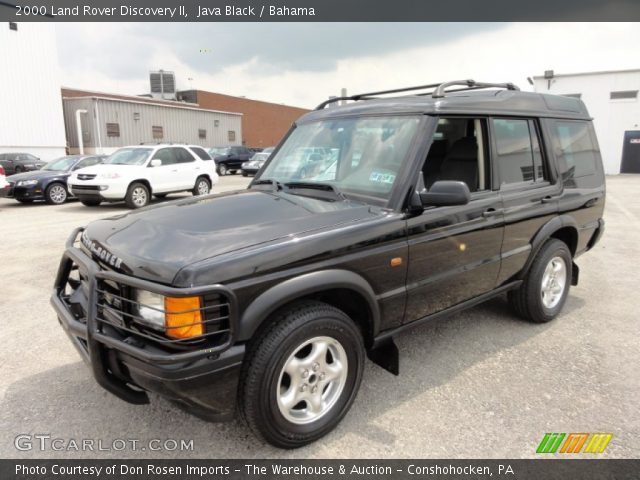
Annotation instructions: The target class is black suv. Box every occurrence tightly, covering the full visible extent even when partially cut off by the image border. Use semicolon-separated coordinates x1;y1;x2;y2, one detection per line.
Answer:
52;80;605;448
209;145;253;175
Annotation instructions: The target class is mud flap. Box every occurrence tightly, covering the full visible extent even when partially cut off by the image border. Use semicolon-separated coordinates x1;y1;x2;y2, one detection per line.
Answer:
367;338;399;376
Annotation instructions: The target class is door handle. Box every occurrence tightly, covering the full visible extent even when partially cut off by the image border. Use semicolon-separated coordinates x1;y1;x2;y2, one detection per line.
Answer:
541;195;562;203
482;208;504;218
171;169;178;172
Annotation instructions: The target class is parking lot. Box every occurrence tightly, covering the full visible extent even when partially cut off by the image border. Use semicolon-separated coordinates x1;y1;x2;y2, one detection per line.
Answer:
0;174;638;459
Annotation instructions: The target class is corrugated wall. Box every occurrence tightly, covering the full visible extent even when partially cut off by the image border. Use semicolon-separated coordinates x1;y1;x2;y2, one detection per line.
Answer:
63;97;242;151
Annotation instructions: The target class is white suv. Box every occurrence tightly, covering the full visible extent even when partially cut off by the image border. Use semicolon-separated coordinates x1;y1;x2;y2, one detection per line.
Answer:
68;144;219;208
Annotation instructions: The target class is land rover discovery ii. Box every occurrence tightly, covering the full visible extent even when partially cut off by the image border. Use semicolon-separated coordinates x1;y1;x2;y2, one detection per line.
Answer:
52;80;605;448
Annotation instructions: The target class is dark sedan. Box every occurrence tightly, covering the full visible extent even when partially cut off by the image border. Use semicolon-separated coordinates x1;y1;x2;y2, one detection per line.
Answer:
1;154;104;204
0;153;46;174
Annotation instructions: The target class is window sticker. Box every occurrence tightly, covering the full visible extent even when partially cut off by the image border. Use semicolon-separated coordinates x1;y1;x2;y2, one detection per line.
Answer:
369;171;396;184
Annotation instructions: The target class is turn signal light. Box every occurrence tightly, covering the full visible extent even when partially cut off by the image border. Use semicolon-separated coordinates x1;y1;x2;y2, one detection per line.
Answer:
165;296;204;339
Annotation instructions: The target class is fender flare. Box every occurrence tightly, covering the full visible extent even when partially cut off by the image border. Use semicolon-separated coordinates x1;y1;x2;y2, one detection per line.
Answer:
237;269;381;341
518;215;579;279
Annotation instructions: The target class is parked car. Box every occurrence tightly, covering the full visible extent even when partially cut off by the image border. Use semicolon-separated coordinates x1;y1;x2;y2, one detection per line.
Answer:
0;153;46;174
241;147;275;176
68;144;218;208
209;146;253;176
52;80;605;448
0;155;104;204
0;165;7;189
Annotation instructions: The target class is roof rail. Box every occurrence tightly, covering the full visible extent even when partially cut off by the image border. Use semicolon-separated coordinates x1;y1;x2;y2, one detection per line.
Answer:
315;79;520;109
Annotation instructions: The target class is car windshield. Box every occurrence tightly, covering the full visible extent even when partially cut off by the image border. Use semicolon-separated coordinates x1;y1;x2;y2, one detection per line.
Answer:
251;152;271;162
43;156;77;171
209;147;230;156
105;148;152;166
257;116;421;201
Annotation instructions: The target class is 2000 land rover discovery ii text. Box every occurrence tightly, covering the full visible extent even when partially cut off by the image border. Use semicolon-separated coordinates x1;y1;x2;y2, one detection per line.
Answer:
52;80;605;448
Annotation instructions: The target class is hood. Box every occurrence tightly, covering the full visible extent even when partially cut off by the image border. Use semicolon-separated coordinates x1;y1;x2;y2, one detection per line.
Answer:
7;170;66;182
72;163;142;176
83;189;380;284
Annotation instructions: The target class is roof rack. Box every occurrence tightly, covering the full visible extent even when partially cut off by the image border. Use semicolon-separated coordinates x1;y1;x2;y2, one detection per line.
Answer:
315;79;520;110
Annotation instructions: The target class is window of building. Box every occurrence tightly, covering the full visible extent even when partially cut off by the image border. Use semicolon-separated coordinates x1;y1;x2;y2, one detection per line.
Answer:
9;22;17;31
550;120;598;178
422;117;489;192
152;126;163;139
228;130;236;142
106;123;120;137
214;120;220;127
610;90;638;100
198;129;206;140
493;118;547;185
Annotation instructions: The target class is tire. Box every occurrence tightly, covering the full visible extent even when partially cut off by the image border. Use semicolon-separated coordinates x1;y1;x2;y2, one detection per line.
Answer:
242;172;248;177
508;238;572;323
217;164;227;176
80;198;102;207
45;182;67;205
240;301;365;448
192;176;211;196
125;182;150;209
154;193;168;199
14;166;23;173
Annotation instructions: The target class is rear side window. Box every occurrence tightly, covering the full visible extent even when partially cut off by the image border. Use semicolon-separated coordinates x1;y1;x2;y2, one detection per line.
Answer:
551;121;598;178
190;146;212;160
492;118;547;185
173;147;195;164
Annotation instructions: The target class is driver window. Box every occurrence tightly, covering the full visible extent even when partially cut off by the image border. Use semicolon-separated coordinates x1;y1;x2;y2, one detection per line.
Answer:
153;148;176;165
422;117;490;193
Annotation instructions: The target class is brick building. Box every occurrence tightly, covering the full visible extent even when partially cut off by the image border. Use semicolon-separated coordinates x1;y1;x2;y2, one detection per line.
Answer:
177;90;309;148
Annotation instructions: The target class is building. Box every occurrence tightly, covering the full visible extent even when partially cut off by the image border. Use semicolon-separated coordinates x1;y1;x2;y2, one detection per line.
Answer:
0;23;66;160
177;90;309;148
61;89;242;155
532;69;640;174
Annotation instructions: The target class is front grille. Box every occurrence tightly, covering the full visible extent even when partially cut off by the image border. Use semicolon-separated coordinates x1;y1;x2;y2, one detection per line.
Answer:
95;279;232;351
72;185;101;192
77;174;97;180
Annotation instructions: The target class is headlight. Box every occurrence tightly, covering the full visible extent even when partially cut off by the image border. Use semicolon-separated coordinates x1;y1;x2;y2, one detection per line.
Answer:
100;172;121;179
133;290;204;339
17;180;38;186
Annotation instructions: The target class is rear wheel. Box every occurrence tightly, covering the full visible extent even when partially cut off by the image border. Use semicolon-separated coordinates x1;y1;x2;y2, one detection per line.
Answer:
80;198;102;207
240;301;365;448
508;239;572;323
45;182;67;205
14;166;23;173
125;182;150;209
217;164;227;176
192;176;211;196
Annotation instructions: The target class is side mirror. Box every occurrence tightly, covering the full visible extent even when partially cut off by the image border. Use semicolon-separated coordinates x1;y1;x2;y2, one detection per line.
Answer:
150;159;162;167
420;181;471;207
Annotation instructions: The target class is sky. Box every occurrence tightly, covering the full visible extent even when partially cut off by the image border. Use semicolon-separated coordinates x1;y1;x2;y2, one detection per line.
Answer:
55;22;640;109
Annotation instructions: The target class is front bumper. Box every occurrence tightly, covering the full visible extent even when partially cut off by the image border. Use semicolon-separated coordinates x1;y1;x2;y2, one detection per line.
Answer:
69;183;127;201
51;228;244;421
1;183;45;200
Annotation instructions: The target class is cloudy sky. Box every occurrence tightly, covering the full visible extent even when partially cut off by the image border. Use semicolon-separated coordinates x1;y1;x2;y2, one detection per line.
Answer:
55;23;639;109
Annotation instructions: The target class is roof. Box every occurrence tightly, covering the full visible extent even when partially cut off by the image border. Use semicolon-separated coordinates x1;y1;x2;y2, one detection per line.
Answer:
61;87;242;116
300;90;591;122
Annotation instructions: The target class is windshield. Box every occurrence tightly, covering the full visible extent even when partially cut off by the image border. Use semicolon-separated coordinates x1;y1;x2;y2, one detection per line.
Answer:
43;156;77;171
105;148;152;166
209;147;230;156
250;152;271;162
258;116;421;201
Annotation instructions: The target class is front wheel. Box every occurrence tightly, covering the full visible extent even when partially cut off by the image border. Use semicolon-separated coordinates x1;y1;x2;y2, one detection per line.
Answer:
217;164;227;176
125;182;150;209
45;183;67;205
508;238;572;323
240;301;364;448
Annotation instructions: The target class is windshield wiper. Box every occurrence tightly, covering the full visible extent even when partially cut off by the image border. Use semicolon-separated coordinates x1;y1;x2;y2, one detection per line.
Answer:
251;178;284;191
283;181;346;201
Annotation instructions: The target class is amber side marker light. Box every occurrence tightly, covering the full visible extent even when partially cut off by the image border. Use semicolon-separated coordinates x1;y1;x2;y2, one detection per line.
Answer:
165;296;204;339
390;257;403;267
